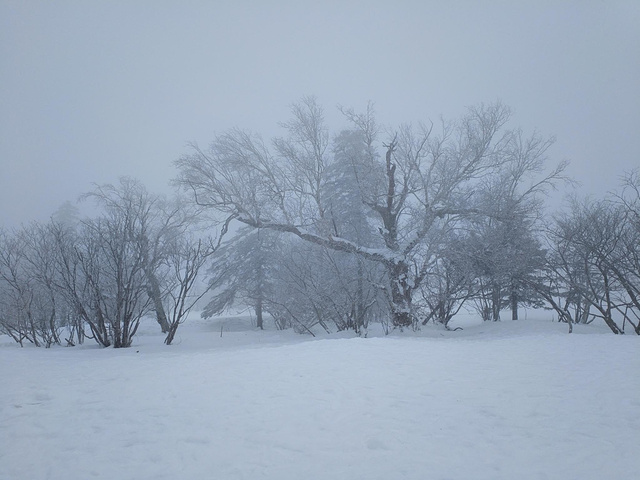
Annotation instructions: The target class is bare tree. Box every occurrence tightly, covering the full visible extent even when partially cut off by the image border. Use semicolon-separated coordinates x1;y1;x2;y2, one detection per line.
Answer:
48;221;115;346
176;98;544;328
0;226;65;347
84;178;198;333
547;199;634;334
0;179;222;348
419;232;477;329
461;128;566;322
81;216;151;347
0;228;40;346
48;196;153;348
609;170;640;333
164;235;218;345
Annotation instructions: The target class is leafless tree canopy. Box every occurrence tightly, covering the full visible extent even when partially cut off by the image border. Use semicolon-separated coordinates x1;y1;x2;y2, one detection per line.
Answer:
2;99;638;346
176;97;565;328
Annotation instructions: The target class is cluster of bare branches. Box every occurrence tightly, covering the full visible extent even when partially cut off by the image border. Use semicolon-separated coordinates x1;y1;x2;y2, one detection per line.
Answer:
176;97;567;331
536;172;640;334
0;178;221;347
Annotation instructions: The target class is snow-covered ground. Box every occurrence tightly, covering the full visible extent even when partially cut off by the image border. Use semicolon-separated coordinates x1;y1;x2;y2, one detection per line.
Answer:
1;315;638;480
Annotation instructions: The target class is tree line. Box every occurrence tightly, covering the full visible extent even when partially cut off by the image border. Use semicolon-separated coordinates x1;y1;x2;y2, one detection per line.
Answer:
1;98;638;347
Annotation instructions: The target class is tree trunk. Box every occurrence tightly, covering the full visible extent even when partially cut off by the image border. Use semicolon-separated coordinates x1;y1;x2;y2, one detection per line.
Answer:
146;269;170;333
255;297;263;330
491;285;501;321
602;313;624;334
255;258;265;330
165;323;178;345
510;284;518;320
390;261;413;328
356;257;365;333
579;300;591;324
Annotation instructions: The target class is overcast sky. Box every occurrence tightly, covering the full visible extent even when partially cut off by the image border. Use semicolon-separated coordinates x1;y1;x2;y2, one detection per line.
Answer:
1;0;639;227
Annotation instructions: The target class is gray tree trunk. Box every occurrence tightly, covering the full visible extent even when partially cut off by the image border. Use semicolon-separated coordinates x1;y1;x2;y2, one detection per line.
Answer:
356;257;365;333
255;258;265;330
390;261;413;328
146;269;170;333
511;284;518;320
255;297;264;330
492;285;501;321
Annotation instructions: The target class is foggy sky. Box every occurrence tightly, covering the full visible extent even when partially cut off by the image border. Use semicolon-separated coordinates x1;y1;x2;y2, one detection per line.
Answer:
2;1;639;227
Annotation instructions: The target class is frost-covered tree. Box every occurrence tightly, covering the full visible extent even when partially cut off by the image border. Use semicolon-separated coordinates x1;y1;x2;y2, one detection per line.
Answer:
84;178;197;334
547;194;640;335
0;227;62;347
0;179;220;347
202;225;384;335
611;170;640;332
75;212;152;347
466;210;547;321
254;236;381;335
418;231;477;329
325;126;386;332
176;97;551;328
463;130;564;321
488;171;640;335
201;227;279;330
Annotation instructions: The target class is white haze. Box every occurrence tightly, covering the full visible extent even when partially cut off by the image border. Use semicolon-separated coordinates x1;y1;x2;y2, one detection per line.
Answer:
1;1;639;226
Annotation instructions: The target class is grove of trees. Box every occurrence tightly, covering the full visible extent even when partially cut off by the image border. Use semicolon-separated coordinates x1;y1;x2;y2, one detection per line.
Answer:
1;98;638;348
0;179;221;347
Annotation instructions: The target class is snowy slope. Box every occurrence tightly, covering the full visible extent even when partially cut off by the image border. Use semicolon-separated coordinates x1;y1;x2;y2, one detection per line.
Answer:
1;317;638;480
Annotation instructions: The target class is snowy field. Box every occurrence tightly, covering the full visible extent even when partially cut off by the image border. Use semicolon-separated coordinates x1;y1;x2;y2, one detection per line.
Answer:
1;314;638;480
